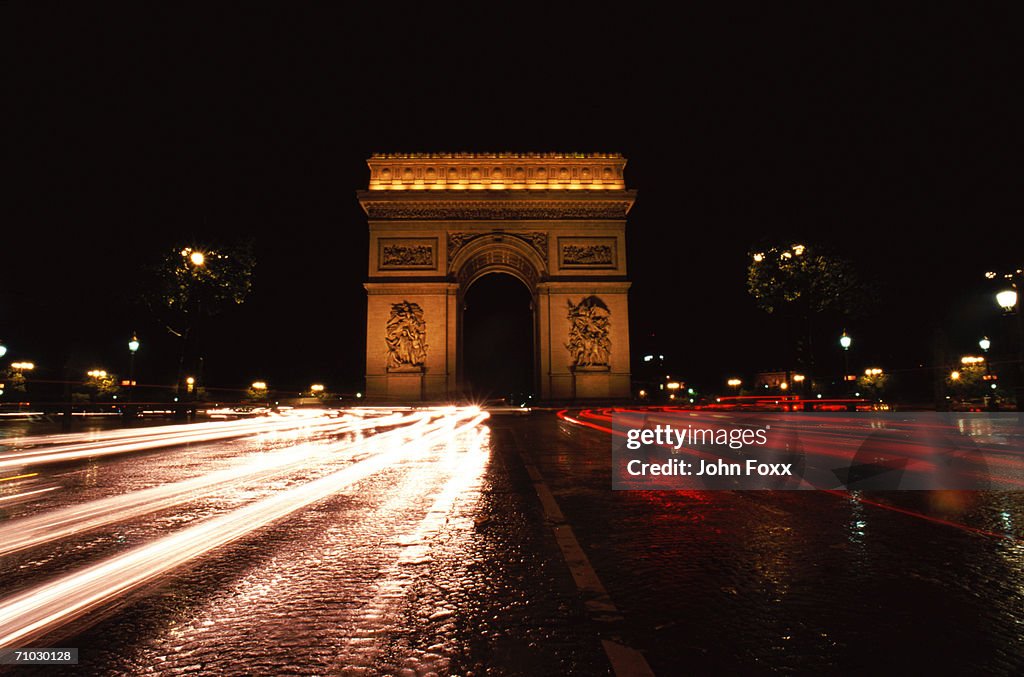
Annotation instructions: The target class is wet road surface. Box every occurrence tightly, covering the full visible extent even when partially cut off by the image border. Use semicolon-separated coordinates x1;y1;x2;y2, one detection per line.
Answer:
0;409;1022;675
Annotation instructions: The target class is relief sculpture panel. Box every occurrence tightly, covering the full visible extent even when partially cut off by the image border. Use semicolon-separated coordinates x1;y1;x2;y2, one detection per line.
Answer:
566;296;611;368
386;300;428;369
558;237;617;269
379;238;437;270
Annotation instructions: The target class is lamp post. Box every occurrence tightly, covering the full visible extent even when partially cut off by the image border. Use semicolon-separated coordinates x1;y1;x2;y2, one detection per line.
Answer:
994;282;1023;410
126;333;140;409
176;248;206;401
976;336;990;379
839;331;852;391
988;267;1022;404
0;341;7;359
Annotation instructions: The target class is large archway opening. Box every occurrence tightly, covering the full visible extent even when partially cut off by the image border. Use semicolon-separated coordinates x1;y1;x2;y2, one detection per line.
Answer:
462;273;534;402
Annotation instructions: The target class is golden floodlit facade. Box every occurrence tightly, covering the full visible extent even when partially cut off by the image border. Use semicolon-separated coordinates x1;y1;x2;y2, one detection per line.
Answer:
361;152;634;400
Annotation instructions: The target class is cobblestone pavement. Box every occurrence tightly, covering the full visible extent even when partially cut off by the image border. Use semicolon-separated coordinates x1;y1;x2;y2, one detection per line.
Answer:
0;411;607;676
1;410;1022;675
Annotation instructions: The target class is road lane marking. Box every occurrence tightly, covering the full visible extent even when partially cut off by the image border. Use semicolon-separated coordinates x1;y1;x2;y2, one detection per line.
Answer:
513;431;655;677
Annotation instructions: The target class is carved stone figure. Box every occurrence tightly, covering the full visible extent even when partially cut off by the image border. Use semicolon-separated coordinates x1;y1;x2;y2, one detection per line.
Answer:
382;244;432;267
386;301;428;369
566;296;611;367
562;244;614;266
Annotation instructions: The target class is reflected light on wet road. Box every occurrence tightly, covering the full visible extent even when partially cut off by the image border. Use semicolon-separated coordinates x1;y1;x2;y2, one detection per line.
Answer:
0;407;488;648
0;412;345;470
0;411;411;556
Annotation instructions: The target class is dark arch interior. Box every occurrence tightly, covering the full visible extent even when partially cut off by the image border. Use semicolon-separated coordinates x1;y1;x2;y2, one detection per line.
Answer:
462;273;534;401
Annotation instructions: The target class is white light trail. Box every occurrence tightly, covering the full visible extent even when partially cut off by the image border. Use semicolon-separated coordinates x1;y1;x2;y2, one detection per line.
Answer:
0;408;488;648
0;411;414;556
0;414;345;470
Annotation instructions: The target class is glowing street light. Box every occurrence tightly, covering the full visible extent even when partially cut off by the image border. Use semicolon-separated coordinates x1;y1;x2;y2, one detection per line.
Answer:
0;341;6;359
792;374;805;382
960;356;985;365
251;381;268;391
727;378;742;388
996;289;1018;312
950;370;961;381
988;269;1023;410
864;368;883;376
979;337;991;352
87;369;108;378
838;331;853;392
310;384;325;393
126;334;140;404
190;251;205;266
11;362;34;371
779;381;789;390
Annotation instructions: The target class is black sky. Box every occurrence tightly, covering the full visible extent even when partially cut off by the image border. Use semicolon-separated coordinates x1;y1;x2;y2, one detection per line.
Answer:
4;4;1019;396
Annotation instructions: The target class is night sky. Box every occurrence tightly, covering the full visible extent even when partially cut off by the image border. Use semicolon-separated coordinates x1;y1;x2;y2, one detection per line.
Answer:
5;5;1018;397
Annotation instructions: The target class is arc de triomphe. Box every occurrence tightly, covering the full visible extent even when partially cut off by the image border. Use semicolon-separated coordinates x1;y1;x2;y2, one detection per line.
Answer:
360;152;634;400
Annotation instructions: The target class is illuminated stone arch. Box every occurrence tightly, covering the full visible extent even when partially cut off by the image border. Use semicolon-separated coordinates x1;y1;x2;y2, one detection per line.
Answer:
451;236;546;291
360;152;635;401
449;237;545;394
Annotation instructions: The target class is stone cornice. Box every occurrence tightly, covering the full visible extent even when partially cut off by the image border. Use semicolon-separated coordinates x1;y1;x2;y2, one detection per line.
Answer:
357;190;636;220
365;153;628;191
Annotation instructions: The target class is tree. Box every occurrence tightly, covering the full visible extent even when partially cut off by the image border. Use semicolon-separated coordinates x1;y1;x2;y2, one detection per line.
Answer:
747;242;862;316
152;243;255;325
82;370;121;401
145;242;256;392
1;369;27;396
857;369;889;400
747;242;865;381
945;363;986;400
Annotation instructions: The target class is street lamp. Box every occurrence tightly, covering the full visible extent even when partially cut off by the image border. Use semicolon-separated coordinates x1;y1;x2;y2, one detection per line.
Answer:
996;289;1018;312
989;269;1023;410
979;337;991;352
128;334;139;403
11;362;34;371
839;331;852;390
189;251;205;267
0;341;6;359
